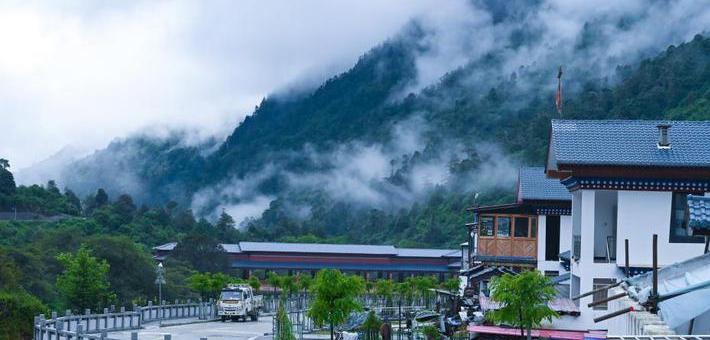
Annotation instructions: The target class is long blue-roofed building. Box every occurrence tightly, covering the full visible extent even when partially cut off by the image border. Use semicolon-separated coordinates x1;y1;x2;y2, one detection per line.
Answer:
154;241;461;281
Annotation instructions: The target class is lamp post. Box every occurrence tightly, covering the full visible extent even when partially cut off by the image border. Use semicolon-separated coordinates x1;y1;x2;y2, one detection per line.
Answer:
155;262;166;325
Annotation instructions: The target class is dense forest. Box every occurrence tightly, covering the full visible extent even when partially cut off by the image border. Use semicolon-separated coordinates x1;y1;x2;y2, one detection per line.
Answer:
33;33;710;249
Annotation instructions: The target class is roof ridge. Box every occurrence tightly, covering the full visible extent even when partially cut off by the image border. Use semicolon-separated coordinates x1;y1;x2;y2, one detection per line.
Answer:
552;119;710;124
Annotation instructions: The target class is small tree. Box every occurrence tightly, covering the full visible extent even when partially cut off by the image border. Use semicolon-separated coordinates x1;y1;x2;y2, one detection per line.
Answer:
361;310;382;340
487;271;558;340
375;279;394;307
187;273;212;299
267;272;283;295
395;281;414;306
307;269;365;340
248;276;261;292
274;299;296;340
281;275;299;297
440;277;460;295
210;272;232;295
56;246;115;311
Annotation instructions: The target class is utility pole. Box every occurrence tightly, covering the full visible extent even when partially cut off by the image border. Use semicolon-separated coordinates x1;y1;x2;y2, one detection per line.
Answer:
155;262;166;325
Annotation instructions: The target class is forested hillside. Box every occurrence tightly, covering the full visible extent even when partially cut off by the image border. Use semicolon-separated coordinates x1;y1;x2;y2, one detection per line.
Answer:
50;33;710;249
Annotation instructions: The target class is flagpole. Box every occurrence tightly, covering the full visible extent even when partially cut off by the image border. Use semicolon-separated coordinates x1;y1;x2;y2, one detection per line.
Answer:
556;66;563;115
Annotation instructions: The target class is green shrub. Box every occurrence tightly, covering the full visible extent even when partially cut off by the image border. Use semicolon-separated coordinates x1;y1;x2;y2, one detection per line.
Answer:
0;289;48;340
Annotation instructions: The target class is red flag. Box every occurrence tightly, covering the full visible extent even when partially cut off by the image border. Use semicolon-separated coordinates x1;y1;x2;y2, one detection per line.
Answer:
555;66;563;115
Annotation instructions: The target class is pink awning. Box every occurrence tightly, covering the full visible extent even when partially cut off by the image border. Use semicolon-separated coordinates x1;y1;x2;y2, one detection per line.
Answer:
467;325;605;340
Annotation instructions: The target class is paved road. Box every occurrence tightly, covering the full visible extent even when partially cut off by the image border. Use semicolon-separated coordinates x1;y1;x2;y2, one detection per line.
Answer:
108;316;273;340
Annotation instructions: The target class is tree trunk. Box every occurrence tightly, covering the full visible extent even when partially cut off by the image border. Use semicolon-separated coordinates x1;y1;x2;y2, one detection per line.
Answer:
518;308;524;338
330;322;335;340
526;324;532;340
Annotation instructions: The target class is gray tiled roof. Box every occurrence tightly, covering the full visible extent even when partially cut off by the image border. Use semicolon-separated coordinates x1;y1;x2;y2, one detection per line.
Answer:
237;242;398;255
688;195;710;231
518;167;571;201
156;241;459;258
220;244;242;253
397;248;460;258
550;120;710;167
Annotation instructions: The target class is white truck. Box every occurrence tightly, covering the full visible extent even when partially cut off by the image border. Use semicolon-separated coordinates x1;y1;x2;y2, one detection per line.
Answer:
217;284;263;322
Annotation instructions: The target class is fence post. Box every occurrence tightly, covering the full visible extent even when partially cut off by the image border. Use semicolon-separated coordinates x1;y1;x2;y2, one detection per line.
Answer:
76;324;84;340
121;306;126;329
147;301;153;321
103;308;109;329
131;331;138;340
84;309;90;332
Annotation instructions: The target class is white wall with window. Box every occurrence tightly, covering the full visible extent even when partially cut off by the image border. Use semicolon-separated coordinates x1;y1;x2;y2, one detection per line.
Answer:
615;191;705;267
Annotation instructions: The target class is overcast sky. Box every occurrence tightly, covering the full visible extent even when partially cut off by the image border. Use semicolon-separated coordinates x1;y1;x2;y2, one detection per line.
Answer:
0;0;449;169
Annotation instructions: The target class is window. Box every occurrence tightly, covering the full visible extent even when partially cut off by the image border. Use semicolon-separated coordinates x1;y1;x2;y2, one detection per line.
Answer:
480;216;494;237
531;217;537;238
592;278;616;310
496;217;511;237
514;217;529;237
669;193;704;243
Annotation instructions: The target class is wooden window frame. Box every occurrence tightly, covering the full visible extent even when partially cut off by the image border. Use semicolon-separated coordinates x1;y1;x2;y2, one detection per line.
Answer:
478;214;537;240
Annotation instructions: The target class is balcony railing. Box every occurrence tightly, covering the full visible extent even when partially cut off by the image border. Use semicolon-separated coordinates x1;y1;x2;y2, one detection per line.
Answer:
573;235;581;260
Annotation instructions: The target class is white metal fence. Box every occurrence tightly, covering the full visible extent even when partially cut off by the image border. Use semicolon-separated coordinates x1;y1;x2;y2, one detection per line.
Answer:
34;300;216;340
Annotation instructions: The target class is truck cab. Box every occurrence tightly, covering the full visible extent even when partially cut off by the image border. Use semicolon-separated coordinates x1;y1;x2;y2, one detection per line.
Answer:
217;284;262;322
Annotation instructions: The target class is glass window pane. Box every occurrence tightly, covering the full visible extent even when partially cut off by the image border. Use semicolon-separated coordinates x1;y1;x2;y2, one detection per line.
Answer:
480;216;494;236
496;217;511;237
514;217;529;237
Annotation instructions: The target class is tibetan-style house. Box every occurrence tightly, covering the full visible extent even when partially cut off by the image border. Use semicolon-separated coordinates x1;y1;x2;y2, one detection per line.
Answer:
545;119;710;330
463;167;572;279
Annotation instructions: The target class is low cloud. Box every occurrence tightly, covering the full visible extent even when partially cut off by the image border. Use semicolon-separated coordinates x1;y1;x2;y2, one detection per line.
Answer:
194;115;519;224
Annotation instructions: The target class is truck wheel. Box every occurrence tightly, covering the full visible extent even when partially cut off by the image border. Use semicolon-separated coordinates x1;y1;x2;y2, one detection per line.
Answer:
221;316;226;322
250;311;258;321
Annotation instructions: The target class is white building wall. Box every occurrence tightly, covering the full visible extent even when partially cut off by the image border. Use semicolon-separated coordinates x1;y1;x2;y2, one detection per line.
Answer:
567;189;707;332
569;190;624;330
615;191;705;267
560;215;572;253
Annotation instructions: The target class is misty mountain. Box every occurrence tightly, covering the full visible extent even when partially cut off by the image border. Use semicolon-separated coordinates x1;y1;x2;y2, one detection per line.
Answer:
48;2;710;247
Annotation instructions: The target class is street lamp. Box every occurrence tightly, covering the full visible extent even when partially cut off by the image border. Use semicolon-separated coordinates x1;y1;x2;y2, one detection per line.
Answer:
155;262;166;324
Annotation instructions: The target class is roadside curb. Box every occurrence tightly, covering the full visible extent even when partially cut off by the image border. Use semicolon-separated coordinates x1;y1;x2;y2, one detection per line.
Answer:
158;318;218;328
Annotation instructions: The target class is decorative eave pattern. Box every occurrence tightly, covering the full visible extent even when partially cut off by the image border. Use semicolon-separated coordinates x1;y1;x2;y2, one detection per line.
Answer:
535;207;571;216
561;176;710;193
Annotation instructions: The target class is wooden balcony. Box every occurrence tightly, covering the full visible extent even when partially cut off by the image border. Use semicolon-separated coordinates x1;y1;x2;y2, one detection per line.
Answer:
476;213;538;258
